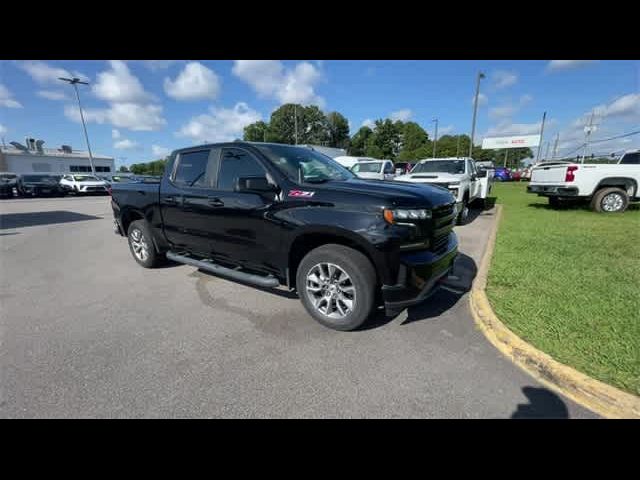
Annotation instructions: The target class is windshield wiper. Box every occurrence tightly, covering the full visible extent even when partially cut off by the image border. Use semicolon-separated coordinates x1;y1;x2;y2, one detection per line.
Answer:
304;177;331;184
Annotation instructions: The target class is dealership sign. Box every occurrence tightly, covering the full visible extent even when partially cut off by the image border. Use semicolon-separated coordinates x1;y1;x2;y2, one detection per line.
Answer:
482;135;541;149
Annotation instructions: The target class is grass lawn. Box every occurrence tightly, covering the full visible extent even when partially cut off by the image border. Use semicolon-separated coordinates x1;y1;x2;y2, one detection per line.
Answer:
486;182;640;395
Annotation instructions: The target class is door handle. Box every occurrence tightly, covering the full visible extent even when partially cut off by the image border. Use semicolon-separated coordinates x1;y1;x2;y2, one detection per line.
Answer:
207;197;224;207
163;195;178;205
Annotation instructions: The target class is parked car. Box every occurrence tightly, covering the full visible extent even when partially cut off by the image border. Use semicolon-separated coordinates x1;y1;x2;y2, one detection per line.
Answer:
111;142;460;331
394;162;415;175
527;150;640;212
511;170;522;182
333;156;379;170
59;174;109;195
394;157;493;224
0;173;18;198
16;174;67;197
493;167;512;182
351;160;396;181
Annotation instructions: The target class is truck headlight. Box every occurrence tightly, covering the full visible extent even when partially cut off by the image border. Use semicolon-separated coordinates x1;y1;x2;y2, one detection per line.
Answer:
383;208;431;224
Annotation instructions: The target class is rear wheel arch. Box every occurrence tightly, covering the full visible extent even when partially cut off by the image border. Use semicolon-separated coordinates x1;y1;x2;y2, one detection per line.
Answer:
594;177;637;198
120;208;145;238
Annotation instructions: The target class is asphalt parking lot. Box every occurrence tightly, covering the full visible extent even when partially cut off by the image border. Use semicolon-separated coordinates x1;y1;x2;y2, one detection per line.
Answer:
0;196;598;418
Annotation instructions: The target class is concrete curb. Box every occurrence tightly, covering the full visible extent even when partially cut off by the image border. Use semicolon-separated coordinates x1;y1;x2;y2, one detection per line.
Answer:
469;204;640;419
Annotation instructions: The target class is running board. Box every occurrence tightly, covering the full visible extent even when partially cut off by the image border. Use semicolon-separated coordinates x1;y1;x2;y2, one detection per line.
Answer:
166;251;279;288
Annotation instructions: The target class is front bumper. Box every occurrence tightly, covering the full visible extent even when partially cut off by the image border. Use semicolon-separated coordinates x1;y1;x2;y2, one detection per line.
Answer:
382;232;458;313
79;186;108;193
527;185;579;196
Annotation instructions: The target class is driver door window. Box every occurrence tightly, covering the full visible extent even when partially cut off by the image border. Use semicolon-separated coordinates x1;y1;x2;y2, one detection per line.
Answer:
218;148;266;191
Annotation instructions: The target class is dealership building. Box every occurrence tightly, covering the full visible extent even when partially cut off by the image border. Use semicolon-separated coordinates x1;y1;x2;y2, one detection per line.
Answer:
0;137;115;174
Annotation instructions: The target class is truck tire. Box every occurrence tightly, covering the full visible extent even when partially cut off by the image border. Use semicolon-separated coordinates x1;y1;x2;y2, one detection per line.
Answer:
127;220;164;268
456;198;469;225
548;196;562;209
590;187;629;213
296;244;376;331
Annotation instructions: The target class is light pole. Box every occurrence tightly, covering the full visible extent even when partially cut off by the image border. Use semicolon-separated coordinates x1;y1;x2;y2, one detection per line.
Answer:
535;111;547;164
469;71;485;158
59;77;96;175
432;118;439;158
294;104;298;145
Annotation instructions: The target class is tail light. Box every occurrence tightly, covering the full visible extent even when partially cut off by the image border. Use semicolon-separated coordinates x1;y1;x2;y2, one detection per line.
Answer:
565;166;578;182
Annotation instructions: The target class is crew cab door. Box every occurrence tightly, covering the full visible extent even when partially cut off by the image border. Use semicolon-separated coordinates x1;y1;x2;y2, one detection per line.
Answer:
467;159;481;200
198;147;282;272
160;148;220;254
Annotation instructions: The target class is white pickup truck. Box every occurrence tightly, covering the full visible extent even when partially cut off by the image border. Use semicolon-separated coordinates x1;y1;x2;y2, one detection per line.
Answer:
394;157;493;224
527;150;640;213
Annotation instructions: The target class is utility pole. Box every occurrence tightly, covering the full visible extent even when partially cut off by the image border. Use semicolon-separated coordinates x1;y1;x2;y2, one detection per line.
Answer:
552;133;559;159
432;118;439;158
535;111;547;165
503;149;509;168
582;111;596;163
294;104;298;145
59;77;96;175
469;71;485;158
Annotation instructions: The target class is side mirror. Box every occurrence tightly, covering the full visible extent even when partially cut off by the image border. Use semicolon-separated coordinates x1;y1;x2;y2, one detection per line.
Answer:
235;176;277;193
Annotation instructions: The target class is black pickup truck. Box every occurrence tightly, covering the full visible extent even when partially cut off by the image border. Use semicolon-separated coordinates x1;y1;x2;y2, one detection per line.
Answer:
111;142;459;331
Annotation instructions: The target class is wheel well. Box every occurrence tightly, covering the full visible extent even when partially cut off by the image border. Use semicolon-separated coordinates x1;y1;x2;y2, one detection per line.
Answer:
120;209;144;234
288;233;379;289
595;178;637;197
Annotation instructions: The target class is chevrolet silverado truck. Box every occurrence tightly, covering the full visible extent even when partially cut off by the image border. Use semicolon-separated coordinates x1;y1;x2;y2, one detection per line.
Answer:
527;150;640;212
111;142;460;331
393;157;492;224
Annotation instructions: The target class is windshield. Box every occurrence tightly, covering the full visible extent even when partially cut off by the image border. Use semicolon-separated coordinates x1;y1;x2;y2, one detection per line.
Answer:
354;162;382;173
412;160;466;174
22;175;58;183
0;174;17;182
253;144;355;183
73;175;100;182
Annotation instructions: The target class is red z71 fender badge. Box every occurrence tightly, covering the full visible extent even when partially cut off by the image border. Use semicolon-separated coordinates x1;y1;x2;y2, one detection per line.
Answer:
288;190;315;198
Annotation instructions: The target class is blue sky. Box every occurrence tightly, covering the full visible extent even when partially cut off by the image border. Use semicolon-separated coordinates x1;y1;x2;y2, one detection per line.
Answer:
1;60;638;167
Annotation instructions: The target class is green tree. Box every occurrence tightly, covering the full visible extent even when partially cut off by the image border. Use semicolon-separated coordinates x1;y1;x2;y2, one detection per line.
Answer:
371;119;400;159
243;121;269;142
118;165;130;173
326;111;350;149
348;126;373;155
128;158;167;175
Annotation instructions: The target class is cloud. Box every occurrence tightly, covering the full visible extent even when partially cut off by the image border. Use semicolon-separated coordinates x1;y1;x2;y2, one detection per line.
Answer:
114;139;140;150
485;119;556;137
489;105;517;119
520;94;533;105
592;93;640;119
164;62;221;101
547;60;596;72
390;109;413;122
472;93;488;107
112;129;121;139
177;102;262;143
19;60;89;84
232;60;324;107
434;124;454;136
64;102;166;131
92;60;154;103
37;90;68;101
0;84;22;108
0;124;7;135
492;70;518;89
152;145;170;157
141;60;181;71
361;119;375;130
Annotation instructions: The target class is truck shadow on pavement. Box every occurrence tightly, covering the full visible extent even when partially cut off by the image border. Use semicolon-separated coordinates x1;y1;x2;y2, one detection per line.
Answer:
0;211;102;230
510;387;569;419
362;252;478;330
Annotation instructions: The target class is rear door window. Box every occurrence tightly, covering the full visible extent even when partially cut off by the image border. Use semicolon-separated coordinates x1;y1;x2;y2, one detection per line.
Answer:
173;149;218;188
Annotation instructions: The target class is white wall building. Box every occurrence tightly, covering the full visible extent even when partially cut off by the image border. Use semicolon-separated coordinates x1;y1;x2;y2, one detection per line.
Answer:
0;137;114;175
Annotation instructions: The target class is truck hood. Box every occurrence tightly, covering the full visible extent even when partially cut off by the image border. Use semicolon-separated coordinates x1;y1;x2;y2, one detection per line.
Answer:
306;178;455;209
395;172;464;184
75;181;106;187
